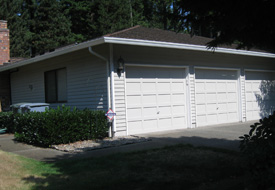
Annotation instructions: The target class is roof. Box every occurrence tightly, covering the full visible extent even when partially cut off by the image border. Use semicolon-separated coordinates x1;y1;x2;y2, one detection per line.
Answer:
1;25;275;72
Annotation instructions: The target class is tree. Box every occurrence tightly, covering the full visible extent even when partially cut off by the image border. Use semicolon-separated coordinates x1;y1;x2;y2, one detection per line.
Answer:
61;0;95;42
177;0;275;52
32;0;73;56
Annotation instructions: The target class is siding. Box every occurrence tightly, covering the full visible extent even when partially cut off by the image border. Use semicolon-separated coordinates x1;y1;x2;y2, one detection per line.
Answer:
113;44;275;135
240;68;246;121
11;49;108;110
113;65;127;136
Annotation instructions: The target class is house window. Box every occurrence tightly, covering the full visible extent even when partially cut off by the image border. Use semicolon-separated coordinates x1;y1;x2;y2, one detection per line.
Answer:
45;68;67;103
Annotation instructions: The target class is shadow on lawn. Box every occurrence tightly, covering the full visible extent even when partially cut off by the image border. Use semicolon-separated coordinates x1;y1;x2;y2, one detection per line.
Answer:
22;136;248;190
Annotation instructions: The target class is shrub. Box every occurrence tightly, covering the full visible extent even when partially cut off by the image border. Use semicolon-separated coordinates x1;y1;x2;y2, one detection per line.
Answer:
9;106;108;146
240;111;275;190
0;112;15;133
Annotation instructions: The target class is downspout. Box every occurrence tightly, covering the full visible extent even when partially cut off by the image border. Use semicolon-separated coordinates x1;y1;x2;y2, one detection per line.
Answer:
88;46;115;137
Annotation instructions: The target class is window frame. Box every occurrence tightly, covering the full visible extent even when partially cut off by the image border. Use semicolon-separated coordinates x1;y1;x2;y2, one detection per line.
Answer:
44;67;67;103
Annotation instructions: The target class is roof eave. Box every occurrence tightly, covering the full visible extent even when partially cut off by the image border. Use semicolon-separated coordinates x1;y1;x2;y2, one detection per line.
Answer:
104;37;275;59
0;37;105;72
1;36;274;72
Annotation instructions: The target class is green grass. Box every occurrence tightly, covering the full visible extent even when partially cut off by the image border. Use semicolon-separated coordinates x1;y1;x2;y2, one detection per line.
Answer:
1;144;249;190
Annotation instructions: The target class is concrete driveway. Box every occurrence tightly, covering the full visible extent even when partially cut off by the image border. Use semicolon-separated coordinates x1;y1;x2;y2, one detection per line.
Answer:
0;121;255;162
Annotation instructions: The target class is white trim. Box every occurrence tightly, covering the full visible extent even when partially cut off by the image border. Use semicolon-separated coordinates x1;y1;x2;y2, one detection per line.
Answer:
194;66;240;71
244;69;275;73
104;37;275;59
124;66;129;136
185;67;192;129
237;69;243;122
125;63;188;69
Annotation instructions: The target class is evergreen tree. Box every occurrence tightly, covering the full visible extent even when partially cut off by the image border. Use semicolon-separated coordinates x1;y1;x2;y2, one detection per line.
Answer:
61;0;95;42
32;0;73;55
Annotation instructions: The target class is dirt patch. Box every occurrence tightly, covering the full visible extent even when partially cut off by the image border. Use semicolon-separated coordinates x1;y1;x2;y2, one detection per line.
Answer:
52;136;151;153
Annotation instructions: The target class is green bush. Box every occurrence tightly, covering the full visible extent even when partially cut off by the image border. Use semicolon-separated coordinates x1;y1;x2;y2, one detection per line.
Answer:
1;106;108;146
0;111;15;133
240;111;275;190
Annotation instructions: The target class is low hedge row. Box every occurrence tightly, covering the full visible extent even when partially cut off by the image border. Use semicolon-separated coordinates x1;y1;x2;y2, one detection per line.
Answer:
0;106;108;146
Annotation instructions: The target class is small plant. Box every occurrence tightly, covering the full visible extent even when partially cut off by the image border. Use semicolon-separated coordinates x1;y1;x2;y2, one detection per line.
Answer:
240;111;275;190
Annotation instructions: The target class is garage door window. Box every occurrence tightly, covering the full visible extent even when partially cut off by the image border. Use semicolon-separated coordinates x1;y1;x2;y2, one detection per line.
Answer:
45;68;67;103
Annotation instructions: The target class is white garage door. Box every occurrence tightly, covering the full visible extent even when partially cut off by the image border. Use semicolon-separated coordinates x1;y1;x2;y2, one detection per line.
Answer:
126;66;187;135
245;71;275;121
195;69;240;126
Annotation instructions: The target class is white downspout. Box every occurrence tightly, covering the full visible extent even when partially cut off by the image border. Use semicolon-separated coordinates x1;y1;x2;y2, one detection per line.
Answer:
88;46;115;137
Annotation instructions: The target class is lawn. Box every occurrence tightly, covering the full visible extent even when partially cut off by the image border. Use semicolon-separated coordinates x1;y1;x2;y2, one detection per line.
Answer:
0;144;248;190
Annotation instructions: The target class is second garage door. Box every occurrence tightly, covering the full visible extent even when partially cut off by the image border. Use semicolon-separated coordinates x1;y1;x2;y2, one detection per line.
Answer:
245;71;275;121
195;69;240;126
126;66;187;135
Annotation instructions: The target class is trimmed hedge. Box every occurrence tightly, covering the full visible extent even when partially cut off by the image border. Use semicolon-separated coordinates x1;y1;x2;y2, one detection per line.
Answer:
240;111;275;190
0;106;108;146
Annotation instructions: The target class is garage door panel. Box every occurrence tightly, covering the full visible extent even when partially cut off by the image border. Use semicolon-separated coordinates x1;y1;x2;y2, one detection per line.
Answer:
157;82;170;92
206;104;217;113
126;66;187;135
127;108;142;120
172;105;185;115
172;82;185;92
143;107;157;117
173;117;186;126
227;82;237;91
196;93;205;103
127;96;142;107
195;69;239;126
205;82;216;92
217;93;227;101
158;106;172;116
172;94;185;104
159;118;172;129
217;83;227;91
205;93;216;102
227;92;237;101
126;82;141;94
142;82;156;92
143;119;158;130
142;95;157;106
217;103;227;112
195;82;205;92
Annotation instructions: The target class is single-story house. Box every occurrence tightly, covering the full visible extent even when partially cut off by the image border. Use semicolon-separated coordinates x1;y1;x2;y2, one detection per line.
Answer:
1;20;275;136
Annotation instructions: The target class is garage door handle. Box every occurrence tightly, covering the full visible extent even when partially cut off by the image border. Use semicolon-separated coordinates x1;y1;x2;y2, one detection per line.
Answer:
217;107;219;110
157;111;160;114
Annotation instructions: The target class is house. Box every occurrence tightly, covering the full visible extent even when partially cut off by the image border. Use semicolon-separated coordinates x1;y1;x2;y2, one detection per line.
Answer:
1;20;275;136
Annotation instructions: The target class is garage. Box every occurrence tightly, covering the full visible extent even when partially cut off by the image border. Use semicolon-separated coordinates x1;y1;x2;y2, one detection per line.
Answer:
245;71;275;121
125;66;188;135
195;68;240;126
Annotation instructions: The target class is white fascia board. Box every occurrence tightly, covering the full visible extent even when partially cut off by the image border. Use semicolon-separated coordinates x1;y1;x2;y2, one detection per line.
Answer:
0;38;105;72
104;37;275;59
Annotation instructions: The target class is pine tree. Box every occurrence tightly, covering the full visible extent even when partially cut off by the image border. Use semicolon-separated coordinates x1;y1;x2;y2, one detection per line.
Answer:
32;0;73;55
61;0;95;42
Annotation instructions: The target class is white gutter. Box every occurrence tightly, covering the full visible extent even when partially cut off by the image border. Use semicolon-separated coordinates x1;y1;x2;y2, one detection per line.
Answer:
104;37;275;59
109;44;117;137
88;46;114;137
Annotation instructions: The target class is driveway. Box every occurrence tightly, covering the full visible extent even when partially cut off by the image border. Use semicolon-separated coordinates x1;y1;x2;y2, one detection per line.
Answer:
0;121;254;162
